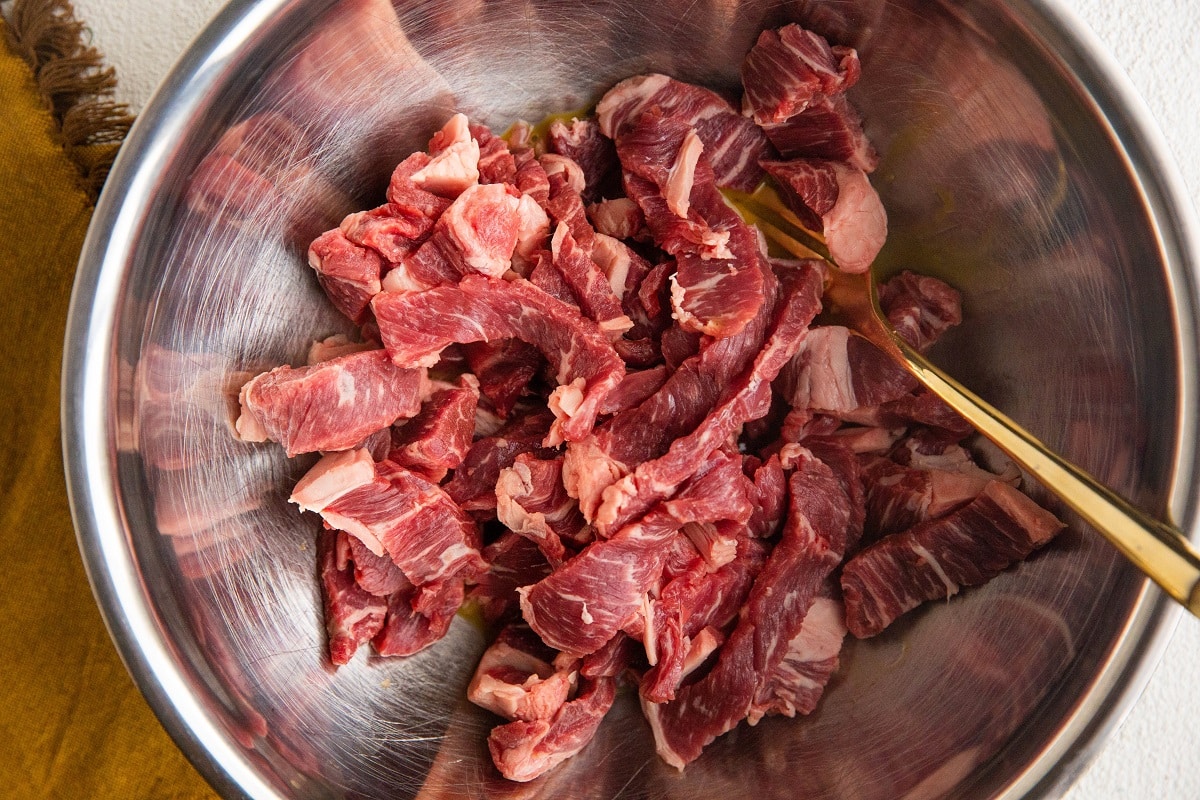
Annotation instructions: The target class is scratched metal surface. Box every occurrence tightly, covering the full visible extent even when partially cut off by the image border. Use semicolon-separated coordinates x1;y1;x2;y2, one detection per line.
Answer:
62;0;1200;799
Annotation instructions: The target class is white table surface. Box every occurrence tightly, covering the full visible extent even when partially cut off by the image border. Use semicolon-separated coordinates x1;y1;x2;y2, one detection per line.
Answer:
69;0;1200;796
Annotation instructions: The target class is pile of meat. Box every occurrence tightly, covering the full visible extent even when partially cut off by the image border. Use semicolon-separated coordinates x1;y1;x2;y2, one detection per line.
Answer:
233;23;1065;782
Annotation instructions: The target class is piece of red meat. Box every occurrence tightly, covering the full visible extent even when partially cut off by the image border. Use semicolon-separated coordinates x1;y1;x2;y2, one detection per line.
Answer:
513;147;551;207
640;535;769;702
443;410;556;512
235;349;427;457
594;263;823;532
877;270;963;352
382;182;523;292
371;275;626;445
293;452;485;583
487;674;617;782
596;73;770;191
471;122;518;185
746;578;846;723
761;158;887;274
389;374;479;482
339;204;424;265
496;453;590;567
643;447;853;768
589;233;653;310
550;223;633;340
781;325;916;415
587;198;646;241
547;118;619;202
340;530;408;596
520;451;751;657
415;113;481;197
761;92;879;172
462;338;544;418
467;532;553;625
740;24;861;125
384;150;455;235
373;576;466;657
860;435;1017;542
318;529;387;666
543;166;596;251
746;453;788;537
616;112;768;337
307;229;384;325
841;480;1065;638
598;365;670;416
468;624;575;722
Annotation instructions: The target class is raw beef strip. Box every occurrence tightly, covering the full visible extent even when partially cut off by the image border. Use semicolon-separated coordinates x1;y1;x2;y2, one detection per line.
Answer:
462;339;544;418
488;674;617;782
496;453;590;567
761;158;887;274
512;194;551;271
587;198;645;241
841;481;1065;638
339;204;423;265
746;453;787;538
746;579;846;723
762;92;879;172
529;249;576;304
641;536;769;702
371;275;625;445
580;632;635;679
389;374;479;482
382;183;523;292
341;530;408;596
468;532;553;625
470;122;518;186
848;388;973;438
293;451;485;583
782;325;916;415
644;448;853;768
373;576;466;657
547;118;619;201
543;167;595;250
596;73;770;191
520;451;751;657
235;349;427;457
877;270;963;352
468;624;575;722
318;529;387;666
803;435;866;553
444;410;556;512
550;223;633;339
384;151;455;236
740;24;861;125
617;112;767;337
589;233;652;305
595;264;822;532
598;365;670;416
410;113;481;197
513;148;551;207
307;229;384;324
860;438;1016;541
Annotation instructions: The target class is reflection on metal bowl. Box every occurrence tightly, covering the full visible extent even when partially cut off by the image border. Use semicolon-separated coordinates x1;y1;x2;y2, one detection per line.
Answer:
62;0;1200;798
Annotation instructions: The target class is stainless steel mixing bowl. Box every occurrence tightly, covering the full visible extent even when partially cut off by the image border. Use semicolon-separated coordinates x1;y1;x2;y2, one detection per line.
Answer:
62;0;1200;797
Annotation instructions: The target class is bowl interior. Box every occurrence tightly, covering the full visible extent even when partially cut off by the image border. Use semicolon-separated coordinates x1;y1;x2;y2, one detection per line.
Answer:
73;0;1194;798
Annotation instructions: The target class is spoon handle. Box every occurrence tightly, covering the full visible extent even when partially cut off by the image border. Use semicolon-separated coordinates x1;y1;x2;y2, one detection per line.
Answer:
895;335;1200;615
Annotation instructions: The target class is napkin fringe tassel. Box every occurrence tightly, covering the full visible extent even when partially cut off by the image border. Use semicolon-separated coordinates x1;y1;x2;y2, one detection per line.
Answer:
3;0;134;200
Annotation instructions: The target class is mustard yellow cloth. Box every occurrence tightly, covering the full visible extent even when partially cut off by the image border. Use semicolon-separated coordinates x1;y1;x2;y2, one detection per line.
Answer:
0;19;218;800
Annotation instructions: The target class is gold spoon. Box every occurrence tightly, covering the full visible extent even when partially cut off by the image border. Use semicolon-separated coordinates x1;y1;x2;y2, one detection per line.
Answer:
729;183;1200;617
